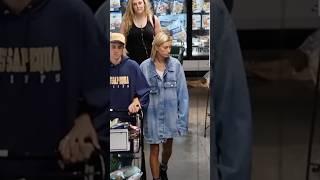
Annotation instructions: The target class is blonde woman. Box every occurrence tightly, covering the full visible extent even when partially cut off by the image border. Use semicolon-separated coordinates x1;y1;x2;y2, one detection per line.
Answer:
120;0;161;64
140;31;189;180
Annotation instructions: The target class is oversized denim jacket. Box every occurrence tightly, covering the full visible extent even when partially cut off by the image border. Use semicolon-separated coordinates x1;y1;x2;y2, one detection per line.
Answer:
140;57;189;144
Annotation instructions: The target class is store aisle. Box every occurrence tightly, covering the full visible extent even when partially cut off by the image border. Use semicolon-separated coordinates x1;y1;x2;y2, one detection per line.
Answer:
245;50;320;180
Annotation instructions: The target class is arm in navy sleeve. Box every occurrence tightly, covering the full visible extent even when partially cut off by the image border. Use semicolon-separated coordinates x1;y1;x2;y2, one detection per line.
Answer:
80;5;109;120
212;0;252;179
94;1;108;38
134;63;150;109
58;1;108;163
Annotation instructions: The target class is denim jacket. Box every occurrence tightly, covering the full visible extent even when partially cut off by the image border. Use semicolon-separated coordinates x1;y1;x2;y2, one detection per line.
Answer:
140;57;189;144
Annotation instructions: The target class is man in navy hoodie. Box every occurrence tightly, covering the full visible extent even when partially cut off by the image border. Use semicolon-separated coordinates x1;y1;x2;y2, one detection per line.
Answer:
0;0;108;178
109;32;149;168
109;32;149;116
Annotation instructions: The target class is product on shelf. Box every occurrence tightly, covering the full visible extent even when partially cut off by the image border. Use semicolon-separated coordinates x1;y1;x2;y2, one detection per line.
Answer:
203;1;210;13
158;14;186;42
154;0;170;15
158;15;173;27
192;37;201;46
192;35;210;56
202;14;210;30
192;15;201;30
200;35;210;47
192;0;203;13
110;12;122;32
171;0;184;14
110;0;121;10
166;15;186;42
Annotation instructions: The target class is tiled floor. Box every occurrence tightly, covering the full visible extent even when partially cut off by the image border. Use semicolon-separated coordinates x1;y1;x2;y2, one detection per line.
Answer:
246;50;320;180
249;79;315;180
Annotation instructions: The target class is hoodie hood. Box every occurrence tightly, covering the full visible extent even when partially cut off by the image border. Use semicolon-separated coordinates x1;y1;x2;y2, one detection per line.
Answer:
110;55;130;68
0;0;49;48
0;0;49;16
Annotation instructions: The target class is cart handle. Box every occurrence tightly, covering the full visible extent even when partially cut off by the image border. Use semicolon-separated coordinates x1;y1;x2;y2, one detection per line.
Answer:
109;108;143;118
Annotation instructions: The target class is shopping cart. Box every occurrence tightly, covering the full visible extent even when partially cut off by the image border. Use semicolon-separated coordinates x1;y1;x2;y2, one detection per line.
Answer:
0;144;107;180
109;109;146;180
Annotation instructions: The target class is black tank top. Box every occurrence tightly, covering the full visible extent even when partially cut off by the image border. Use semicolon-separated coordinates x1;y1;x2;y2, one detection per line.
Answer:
126;20;154;64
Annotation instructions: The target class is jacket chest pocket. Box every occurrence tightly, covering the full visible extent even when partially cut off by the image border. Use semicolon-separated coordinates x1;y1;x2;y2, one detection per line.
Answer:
164;81;177;89
163;81;178;101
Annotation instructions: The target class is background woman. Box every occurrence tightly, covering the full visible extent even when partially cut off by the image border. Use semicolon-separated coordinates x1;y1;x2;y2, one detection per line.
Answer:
120;0;161;64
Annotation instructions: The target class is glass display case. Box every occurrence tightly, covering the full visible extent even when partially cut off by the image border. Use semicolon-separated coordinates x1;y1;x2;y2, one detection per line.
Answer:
153;0;187;54
110;0;129;32
192;0;210;57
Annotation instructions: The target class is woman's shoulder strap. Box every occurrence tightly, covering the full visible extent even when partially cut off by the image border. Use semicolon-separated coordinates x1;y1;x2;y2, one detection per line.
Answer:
149;14;155;28
152;15;155;28
149;15;156;35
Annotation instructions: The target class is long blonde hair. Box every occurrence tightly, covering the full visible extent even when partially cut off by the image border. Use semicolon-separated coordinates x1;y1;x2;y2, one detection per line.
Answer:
122;0;154;36
151;31;172;61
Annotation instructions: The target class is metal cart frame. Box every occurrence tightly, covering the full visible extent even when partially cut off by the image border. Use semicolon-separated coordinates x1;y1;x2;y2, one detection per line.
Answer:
109;109;146;180
0;149;106;180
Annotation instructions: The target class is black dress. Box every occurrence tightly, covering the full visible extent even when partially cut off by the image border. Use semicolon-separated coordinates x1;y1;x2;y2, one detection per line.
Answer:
126;20;154;64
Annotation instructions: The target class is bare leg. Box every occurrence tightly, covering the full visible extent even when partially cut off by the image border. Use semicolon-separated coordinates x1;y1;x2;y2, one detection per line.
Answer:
150;144;160;179
158;139;173;180
161;138;173;165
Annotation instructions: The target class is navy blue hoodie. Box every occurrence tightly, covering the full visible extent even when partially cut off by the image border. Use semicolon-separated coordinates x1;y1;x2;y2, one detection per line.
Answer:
94;1;107;37
211;0;252;179
109;56;149;117
0;0;108;175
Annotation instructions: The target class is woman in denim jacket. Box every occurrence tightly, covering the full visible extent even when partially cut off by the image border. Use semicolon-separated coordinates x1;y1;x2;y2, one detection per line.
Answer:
140;31;189;180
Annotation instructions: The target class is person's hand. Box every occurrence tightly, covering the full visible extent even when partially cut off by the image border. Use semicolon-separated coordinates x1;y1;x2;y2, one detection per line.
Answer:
128;97;141;114
58;113;100;164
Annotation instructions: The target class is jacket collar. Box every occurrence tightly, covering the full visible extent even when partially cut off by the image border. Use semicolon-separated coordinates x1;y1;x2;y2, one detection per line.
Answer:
149;57;175;78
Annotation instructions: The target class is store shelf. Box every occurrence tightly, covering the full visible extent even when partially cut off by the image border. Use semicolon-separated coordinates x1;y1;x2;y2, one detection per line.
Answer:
183;59;210;71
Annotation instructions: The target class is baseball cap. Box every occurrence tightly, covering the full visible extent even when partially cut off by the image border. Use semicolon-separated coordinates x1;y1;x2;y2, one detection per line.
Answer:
110;33;126;45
